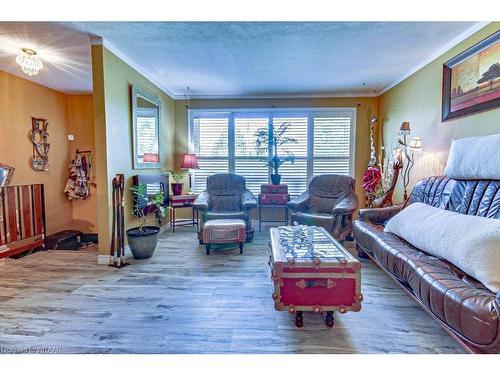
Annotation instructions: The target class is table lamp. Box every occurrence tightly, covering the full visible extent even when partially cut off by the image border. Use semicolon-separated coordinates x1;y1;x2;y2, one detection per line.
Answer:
180;153;199;192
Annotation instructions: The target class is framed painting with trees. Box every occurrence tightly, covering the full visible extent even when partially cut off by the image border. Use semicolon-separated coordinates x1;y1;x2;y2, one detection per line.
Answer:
442;30;500;121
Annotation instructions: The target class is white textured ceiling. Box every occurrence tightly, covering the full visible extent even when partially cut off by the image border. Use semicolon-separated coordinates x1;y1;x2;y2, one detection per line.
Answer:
0;22;92;94
0;22;483;97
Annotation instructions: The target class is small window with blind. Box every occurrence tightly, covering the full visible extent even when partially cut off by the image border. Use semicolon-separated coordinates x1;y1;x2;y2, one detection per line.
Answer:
189;108;355;196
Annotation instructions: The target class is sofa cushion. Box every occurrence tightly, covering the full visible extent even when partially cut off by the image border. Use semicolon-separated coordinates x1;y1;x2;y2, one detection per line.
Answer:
444;133;500;180
385;203;500;293
406;176;456;209
354;219;416;281
204;211;248;222
403;251;498;346
449;180;500;219
354;218;499;346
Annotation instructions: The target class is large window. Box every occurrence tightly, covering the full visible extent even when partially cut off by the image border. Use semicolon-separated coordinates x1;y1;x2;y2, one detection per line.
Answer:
189;108;355;196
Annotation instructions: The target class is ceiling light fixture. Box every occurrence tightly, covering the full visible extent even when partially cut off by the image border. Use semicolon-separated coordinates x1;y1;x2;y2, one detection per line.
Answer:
16;48;43;76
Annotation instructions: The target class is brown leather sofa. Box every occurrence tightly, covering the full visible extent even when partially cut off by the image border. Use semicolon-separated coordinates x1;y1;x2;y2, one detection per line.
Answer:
287;174;358;240
353;176;500;353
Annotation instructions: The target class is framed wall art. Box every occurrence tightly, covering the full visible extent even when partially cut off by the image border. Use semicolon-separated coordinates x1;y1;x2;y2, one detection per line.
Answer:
442;30;500;121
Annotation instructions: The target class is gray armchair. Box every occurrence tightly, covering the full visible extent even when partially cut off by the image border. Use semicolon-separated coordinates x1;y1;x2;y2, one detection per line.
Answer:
287;174;358;240
194;173;257;243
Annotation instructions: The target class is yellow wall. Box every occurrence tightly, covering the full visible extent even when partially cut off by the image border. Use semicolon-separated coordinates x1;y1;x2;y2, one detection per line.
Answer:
0;70;97;236
68;95;98;233
0;70;73;235
92;45;176;256
379;22;500;201
175;98;379;204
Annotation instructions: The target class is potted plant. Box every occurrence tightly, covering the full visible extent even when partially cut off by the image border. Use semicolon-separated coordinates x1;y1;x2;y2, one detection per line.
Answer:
255;122;297;185
167;169;186;195
127;183;166;259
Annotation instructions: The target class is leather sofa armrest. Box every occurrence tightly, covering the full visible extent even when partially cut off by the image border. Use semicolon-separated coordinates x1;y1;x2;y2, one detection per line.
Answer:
193;191;210;211
241;190;257;210
287;192;310;211
332;192;358;216
358;204;403;224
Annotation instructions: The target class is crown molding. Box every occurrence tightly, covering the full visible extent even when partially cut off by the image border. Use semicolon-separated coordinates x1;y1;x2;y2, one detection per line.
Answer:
88;22;490;101
172;91;378;100
87;33;378;100
90;36;177;99
88;34;103;46
378;21;490;95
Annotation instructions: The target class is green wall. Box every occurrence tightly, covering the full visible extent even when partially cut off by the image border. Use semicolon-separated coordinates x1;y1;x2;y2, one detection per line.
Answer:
92;45;176;257
379;22;500;201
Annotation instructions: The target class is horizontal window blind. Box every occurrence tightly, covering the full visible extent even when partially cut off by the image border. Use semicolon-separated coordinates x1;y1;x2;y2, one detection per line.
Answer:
313;113;352;177
192;117;229;193
190;109;355;196
136;108;159;163
235;118;269;195
273;117;308;196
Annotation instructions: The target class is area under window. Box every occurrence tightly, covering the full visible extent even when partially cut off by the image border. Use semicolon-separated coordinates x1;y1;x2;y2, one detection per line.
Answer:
189;108;356;196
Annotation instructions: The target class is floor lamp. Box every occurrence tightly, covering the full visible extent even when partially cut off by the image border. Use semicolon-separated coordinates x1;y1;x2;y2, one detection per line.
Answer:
397;122;422;200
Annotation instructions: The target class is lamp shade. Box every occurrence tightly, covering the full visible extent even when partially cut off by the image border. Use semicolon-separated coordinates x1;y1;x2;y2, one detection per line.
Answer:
408;137;422;152
399;121;411;134
180;153;199;169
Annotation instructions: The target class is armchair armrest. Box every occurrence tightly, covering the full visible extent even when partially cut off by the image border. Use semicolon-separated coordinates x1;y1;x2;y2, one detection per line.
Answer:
193;191;210;211
287;192;310;211
358;204;403;224
241;190;257;210
332;192;358;216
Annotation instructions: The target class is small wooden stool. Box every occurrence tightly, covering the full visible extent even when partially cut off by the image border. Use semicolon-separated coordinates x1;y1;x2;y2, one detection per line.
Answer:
202;219;246;255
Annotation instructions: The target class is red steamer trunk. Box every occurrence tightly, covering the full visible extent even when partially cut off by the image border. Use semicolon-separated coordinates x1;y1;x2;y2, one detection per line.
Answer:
261;183;288;194
259;193;290;205
268;226;362;327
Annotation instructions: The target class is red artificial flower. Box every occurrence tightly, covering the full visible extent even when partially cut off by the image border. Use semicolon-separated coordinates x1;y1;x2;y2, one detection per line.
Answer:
362;166;382;192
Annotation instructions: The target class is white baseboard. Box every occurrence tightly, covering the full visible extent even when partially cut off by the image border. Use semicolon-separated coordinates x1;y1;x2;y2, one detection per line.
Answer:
97;245;132;265
97;255;111;265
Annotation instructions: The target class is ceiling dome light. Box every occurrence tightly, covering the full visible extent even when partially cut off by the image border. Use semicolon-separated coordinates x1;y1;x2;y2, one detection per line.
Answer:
16;48;43;76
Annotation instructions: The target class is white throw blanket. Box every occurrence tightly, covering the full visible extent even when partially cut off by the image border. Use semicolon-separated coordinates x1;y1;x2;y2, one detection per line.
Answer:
444;133;500;180
384;203;500;293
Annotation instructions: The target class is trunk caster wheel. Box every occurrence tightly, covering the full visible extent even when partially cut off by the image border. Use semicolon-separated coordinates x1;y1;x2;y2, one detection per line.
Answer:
295;312;304;328
325;312;334;327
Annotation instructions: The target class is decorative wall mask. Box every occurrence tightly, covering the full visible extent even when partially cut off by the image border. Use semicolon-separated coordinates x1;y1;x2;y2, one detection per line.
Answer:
31;117;50;171
0;162;15;187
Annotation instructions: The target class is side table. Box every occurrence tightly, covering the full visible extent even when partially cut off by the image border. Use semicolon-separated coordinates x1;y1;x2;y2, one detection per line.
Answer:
169;194;198;233
258;204;289;232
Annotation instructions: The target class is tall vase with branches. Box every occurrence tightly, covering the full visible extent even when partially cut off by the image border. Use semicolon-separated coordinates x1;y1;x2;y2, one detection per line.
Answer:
255;122;297;185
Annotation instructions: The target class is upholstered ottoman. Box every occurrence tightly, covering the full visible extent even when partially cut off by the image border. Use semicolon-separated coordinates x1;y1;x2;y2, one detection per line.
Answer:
202;219;246;255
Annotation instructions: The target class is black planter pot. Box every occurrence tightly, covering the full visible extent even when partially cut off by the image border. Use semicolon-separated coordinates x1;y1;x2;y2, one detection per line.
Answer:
271;174;281;185
126;226;160;259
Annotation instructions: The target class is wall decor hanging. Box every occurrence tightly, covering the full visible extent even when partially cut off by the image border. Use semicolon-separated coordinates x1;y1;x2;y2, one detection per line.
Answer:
64;151;92;200
31;117;50;171
0;162;15;188
442;30;500;121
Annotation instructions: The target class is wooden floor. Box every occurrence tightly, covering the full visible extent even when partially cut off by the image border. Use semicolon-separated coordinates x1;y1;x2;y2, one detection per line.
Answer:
0;227;466;354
